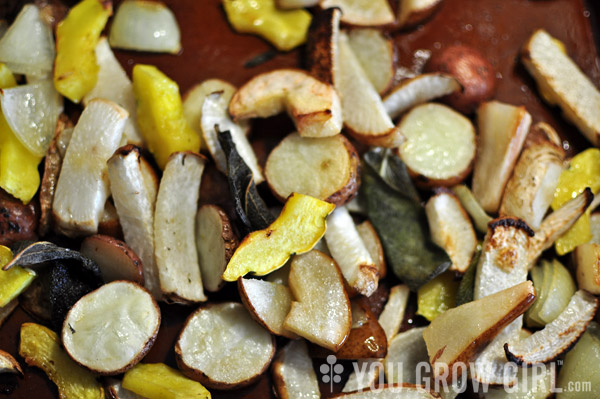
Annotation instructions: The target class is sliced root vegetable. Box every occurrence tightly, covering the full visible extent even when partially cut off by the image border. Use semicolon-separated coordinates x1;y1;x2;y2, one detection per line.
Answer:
98;200;123;238
384;328;429;386
80;235;144;285
320;0;395;26
0;349;22;375
305;7;341;85
276;0;320;8
423;281;535;382
201;90;263;182
154;152;206;304
425;189;476;273
53;99;127;237
378;285;410;341
238;277;296;338
175;302;276;390
522;29;600;146
332;383;439;398
383;73;461;120
472;101;531;213
109;0;181;54
108;145;161;299
283;250;352;352
342;358;384;392
356;221;387;280
450;184;492;234
325;206;378;297
0;299;18;327
265;132;360;206
62;281;160;375
505;290;598;365
397;0;443;29
222;193;335;281
19;322;104;399
83;37;143;145
336;32;401;147
396;103;476;188
229;69;342;138
575;243;600;295
347;28;396;95
105;378;147;399
196;204;238;292
272;340;320;399
122;363;211;399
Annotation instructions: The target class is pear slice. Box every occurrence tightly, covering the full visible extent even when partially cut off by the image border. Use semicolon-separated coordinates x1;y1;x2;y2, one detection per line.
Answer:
272;340;320;399
320;0;395;27
378;284;410;342
283;250;352;351
356;221;387;280
80;234;144;285
229;69;342;138
347;28;396;95
384;327;429;385
0;349;22;375
423;281;536;381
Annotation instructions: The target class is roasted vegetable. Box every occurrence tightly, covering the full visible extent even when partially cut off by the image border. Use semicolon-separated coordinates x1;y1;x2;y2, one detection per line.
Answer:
272;340;320;399
0;349;22;375
122;363;211;399
416;271;459;322
455;246;480;306
384;327;428;385
347;28;395;95
574;243;600;294
397;0;443;29
320;0;394;26
450;184;492;234
80;235;144;285
0;245;35;307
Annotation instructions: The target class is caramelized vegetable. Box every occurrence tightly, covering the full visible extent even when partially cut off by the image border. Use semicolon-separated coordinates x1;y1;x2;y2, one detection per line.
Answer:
0;245;35;307
416;271;459;321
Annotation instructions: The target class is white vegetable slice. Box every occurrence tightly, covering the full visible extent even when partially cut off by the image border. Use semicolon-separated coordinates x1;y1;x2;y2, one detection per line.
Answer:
109;0;181;54
108;145;161;299
325;207;378;297
0;4;55;77
378;284;410;341
331;383;439;398
175;302;275;390
320;0;395;27
383;73;461;120
154;152;206;304
384;327;428;385
53;99;127;237
0;349;22;375
272;340;320;399
80;234;144;285
283;250;352;352
62;281;161;375
397;0;443;29
83;37;143;146
347;28;395;95
505;290;599;366
0;79;63;156
201;90;263;183
238;278;296;338
356;221;386;279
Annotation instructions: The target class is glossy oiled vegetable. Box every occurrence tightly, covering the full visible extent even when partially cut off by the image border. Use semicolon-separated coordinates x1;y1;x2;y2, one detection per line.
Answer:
416;271;459;321
0;245;35;307
122;363;211;399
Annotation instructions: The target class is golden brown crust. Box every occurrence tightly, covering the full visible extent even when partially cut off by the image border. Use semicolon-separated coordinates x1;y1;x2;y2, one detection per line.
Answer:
345;125;404;148
305;8;340;84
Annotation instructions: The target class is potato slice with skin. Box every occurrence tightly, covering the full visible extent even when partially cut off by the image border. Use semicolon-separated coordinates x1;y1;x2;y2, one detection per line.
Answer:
222;193;335;281
522;29;600;146
347;28;396;95
0;349;22;375
325;206;378;297
19;322;104;399
425;189;477;273
332;383;439;398
472;101;531;213
284;250;351;351
397;0;443;29
357;221;386;279
80;235;144;285
397;103;475;188
238;277;296;338
320;0;395;27
229;69;342;138
108;145;161;299
383;73;461;120
265;132;360;206
175;302;276;390
154;151;206;304
62;281;161;375
575;243;600;294
336;32;401;147
196;204;238;292
53;99;127;237
272;340;320;399
122;363;211;399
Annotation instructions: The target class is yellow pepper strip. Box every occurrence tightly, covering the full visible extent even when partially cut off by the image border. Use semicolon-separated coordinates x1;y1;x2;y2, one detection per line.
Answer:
132;64;201;169
54;0;112;103
0;64;42;204
552;148;600;255
0;245;35;309
416;271;459;322
223;0;312;52
122;363;211;399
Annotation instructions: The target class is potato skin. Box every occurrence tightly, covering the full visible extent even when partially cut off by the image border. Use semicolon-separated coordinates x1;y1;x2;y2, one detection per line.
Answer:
0;189;38;247
425;45;496;114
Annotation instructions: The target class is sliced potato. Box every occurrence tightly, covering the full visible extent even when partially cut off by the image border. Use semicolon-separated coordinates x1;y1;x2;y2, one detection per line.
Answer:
62;281;160;375
265;132;360;206
397;103;476;187
472;101;531;213
383;73;461;120
154;152;206;303
53;99;127;237
175;302;276;390
284;250;352;351
347;28;395;94
122;363;211;399
229;69;342;138
522;29;600;146
196;204;238;292
575;243;600;294
19;322;104;399
325;206;379;297
378;284;410;341
397;0;443;29
320;0;395;26
222;193;335;281
80;235;144;285
356;221;386;279
425;189;477;273
0;349;22;375
272;340;320;399
238;277;296;338
331;383;438;398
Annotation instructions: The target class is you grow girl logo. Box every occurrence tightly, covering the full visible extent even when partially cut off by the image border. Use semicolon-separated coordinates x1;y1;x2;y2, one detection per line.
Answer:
320;355;344;391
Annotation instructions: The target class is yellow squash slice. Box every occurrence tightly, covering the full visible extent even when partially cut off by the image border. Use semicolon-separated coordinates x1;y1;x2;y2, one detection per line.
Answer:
0;245;35;307
122;363;211;399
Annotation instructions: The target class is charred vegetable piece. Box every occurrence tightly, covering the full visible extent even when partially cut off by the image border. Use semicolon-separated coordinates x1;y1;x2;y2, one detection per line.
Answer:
416;271;459;322
122;363;211;399
19;322;104;399
455;246;480;306
0;245;34;307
